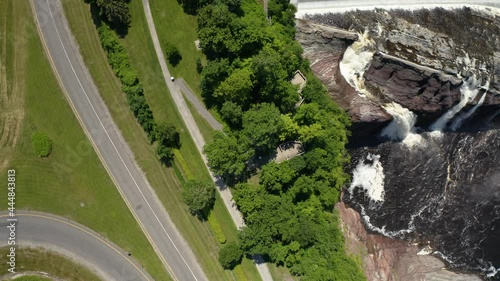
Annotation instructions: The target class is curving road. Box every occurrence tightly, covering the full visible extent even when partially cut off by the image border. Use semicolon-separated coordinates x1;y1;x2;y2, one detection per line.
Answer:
0;211;151;281
31;0;207;280
295;0;500;17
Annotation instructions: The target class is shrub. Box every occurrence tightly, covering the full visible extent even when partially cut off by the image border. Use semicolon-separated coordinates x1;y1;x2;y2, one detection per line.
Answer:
31;132;53;157
218;241;243;269
174;150;194;180
165;42;182;66
208;212;226;244
97;23;156;140
196;57;203;74
234;265;248;281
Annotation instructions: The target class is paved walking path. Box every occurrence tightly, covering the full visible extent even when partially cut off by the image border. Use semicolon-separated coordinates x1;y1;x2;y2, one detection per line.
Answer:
141;0;273;280
175;78;223;131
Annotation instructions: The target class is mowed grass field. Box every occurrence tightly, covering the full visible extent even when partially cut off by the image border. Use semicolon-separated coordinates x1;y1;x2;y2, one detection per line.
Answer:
0;247;102;281
149;0;223;122
7;276;51;281
149;0;204;95
7;277;51;281
0;1;169;280
61;0;261;280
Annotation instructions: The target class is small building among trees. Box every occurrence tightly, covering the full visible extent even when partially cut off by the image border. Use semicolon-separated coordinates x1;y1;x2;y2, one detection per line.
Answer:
291;70;306;107
275;141;305;163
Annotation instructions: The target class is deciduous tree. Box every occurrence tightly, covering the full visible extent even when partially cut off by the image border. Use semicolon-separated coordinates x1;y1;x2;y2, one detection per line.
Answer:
155;122;180;148
241;103;282;153
218;242;243;269
96;0;131;27
183;180;216;218
203;132;254;182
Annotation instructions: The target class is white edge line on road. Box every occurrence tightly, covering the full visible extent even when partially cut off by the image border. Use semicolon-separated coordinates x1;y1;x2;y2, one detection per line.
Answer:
42;1;199;280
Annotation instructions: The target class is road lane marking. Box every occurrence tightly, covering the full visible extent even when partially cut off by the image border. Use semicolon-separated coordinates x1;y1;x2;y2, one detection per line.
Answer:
33;0;199;280
0;213;150;281
28;1;178;279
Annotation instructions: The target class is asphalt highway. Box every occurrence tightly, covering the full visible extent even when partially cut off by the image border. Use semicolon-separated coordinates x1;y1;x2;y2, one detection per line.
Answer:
0;212;152;281
31;0;208;280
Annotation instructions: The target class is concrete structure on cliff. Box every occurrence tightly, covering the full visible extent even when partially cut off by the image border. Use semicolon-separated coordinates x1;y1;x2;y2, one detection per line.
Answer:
293;0;500;18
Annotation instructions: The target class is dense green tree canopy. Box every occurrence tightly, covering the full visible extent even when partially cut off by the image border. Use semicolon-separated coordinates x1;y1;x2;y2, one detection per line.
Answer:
214;67;254;106
156;144;174;165
200;58;232;107
197;4;240;59
204;132;254;183
241;103;282;153
220;101;243;127
197;0;365;278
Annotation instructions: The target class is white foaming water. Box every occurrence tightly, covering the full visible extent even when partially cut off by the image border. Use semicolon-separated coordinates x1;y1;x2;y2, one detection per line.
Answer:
450;80;489;131
450;92;486;130
380;102;423;148
339;31;375;97
359;196;437;238
486;265;500;278
417;246;433;256
349;154;385;202
433;251;456;264
359;206;415;238
430;76;480;135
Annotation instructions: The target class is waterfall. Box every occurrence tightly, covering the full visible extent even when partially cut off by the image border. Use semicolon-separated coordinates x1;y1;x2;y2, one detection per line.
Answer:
349;154;385;202
380;102;423;148
340;32;424;147
339;30;375;98
430;76;480;134
450;79;489;130
450;93;487;131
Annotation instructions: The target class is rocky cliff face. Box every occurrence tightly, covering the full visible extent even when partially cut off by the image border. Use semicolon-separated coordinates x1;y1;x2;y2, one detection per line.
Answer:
364;52;464;126
337;202;483;281
298;7;500;136
296;20;391;136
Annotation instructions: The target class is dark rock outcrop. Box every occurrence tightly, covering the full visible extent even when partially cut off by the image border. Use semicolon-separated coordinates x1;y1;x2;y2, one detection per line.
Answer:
363;52;464;126
297;9;500;135
337;202;483;281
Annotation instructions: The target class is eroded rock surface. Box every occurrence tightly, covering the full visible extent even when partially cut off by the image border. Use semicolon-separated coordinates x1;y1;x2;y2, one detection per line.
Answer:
337;202;483;281
296;20;391;136
299;8;500;135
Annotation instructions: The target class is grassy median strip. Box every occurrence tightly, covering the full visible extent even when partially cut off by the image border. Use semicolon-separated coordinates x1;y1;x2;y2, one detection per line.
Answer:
61;0;261;280
0;1;169;280
0;247;102;281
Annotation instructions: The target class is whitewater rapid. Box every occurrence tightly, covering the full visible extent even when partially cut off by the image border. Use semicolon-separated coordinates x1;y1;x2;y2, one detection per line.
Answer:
349;153;385;202
339;30;375;98
347;131;500;280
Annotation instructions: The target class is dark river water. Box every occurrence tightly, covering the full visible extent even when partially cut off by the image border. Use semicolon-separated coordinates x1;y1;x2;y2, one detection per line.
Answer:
346;129;500;279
